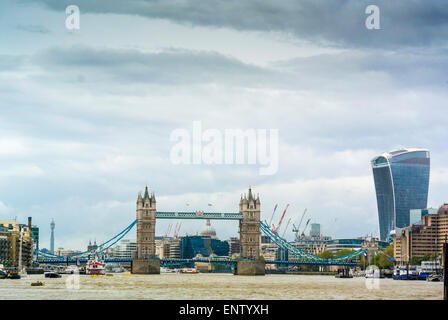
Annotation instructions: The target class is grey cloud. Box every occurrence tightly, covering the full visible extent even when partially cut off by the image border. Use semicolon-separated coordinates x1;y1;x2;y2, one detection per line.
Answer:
0;55;26;71
16;24;50;34
28;0;448;48
28;45;448;92
32;46;279;86
273;49;448;89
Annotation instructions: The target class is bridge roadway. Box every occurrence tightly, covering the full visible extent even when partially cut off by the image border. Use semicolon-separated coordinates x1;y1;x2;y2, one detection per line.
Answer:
36;258;357;267
155;212;243;220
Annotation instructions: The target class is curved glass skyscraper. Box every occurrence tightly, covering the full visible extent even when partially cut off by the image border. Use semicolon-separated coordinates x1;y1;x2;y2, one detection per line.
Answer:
371;149;430;240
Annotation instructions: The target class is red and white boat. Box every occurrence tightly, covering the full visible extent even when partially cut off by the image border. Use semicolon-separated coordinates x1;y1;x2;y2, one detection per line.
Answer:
86;258;106;275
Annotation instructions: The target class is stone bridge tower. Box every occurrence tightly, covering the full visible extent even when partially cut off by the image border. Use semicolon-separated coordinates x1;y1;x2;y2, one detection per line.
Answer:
362;237;379;265
132;186;160;274
237;186;265;275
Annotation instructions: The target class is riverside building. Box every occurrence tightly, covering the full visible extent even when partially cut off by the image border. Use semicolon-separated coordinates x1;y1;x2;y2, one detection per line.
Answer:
393;204;448;264
0;218;34;267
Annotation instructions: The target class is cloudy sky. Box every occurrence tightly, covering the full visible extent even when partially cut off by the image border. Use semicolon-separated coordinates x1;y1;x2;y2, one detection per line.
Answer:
0;0;447;250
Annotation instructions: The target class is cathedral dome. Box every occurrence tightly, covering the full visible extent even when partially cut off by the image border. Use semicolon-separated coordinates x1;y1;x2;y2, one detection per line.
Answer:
200;219;217;239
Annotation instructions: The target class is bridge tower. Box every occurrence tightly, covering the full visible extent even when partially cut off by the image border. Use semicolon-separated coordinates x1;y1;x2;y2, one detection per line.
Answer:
132;185;160;274
236;186;265;275
362;237;379;265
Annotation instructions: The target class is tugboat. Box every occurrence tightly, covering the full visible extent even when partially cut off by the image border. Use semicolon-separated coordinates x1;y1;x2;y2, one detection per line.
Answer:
86;257;106;275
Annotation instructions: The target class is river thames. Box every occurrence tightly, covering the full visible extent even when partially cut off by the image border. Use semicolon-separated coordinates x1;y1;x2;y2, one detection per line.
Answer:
0;273;443;300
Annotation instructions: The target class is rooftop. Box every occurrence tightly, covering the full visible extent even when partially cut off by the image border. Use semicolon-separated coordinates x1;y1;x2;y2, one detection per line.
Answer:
371;148;429;166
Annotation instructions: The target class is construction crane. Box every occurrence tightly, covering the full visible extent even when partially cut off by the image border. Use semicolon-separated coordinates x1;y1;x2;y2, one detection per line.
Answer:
292;208;307;241
273;204;289;233
173;222;182;238
164;223;173;238
268;204;278;227
281;218;292;238
302;218;311;236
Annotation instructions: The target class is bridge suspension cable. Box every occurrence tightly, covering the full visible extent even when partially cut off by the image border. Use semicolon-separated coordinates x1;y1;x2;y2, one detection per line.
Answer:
260;221;367;263
36;219;138;260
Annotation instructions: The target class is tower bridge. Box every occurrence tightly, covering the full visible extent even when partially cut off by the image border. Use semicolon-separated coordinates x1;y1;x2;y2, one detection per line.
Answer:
35;185;367;275
133;185;264;275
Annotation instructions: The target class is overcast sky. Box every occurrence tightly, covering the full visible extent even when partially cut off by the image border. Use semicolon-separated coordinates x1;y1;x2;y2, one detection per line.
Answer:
1;0;447;251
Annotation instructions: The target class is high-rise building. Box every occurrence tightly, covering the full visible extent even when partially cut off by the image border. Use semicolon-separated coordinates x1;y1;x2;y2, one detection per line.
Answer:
394;204;448;263
50;219;55;254
310;223;321;238
409;208;437;225
31;226;39;253
371;148;430;240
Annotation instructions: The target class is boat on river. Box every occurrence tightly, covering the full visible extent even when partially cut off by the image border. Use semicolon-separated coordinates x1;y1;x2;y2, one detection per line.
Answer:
86;258;106;275
44;272;61;278
177;268;199;274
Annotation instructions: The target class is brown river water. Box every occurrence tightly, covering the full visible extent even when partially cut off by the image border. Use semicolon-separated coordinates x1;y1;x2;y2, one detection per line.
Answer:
0;273;443;300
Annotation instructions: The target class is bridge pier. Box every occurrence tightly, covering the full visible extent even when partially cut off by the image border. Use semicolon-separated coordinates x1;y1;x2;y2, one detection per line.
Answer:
236;260;265;276
132;258;160;274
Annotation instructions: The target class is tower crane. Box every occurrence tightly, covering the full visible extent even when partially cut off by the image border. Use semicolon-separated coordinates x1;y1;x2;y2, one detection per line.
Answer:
302;218;311;236
267;204;278;227
174;222;182;238
273;204;289;233
292;208;307;241
281;218;292;238
164;223;173;238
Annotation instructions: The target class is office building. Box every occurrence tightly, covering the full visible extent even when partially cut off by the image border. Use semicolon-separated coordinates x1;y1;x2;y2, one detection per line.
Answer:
227;237;240;257
393;204;448;264
310;223;322;238
371;148;430;240
291;238;328;256
31;226;39;254
54;248;81;256
108;239;137;259
180;236;229;259
0;219;34;267
0;225;11;265
169;238;182;259
409;208;437;225
326;238;388;256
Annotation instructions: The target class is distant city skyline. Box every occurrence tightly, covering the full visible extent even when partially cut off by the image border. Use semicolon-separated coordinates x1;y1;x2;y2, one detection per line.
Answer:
1;0;447;250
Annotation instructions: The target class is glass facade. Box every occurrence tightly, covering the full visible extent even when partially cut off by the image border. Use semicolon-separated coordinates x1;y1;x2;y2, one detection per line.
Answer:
31;226;39;252
409;208;437;225
372;149;430;240
181;236;229;259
